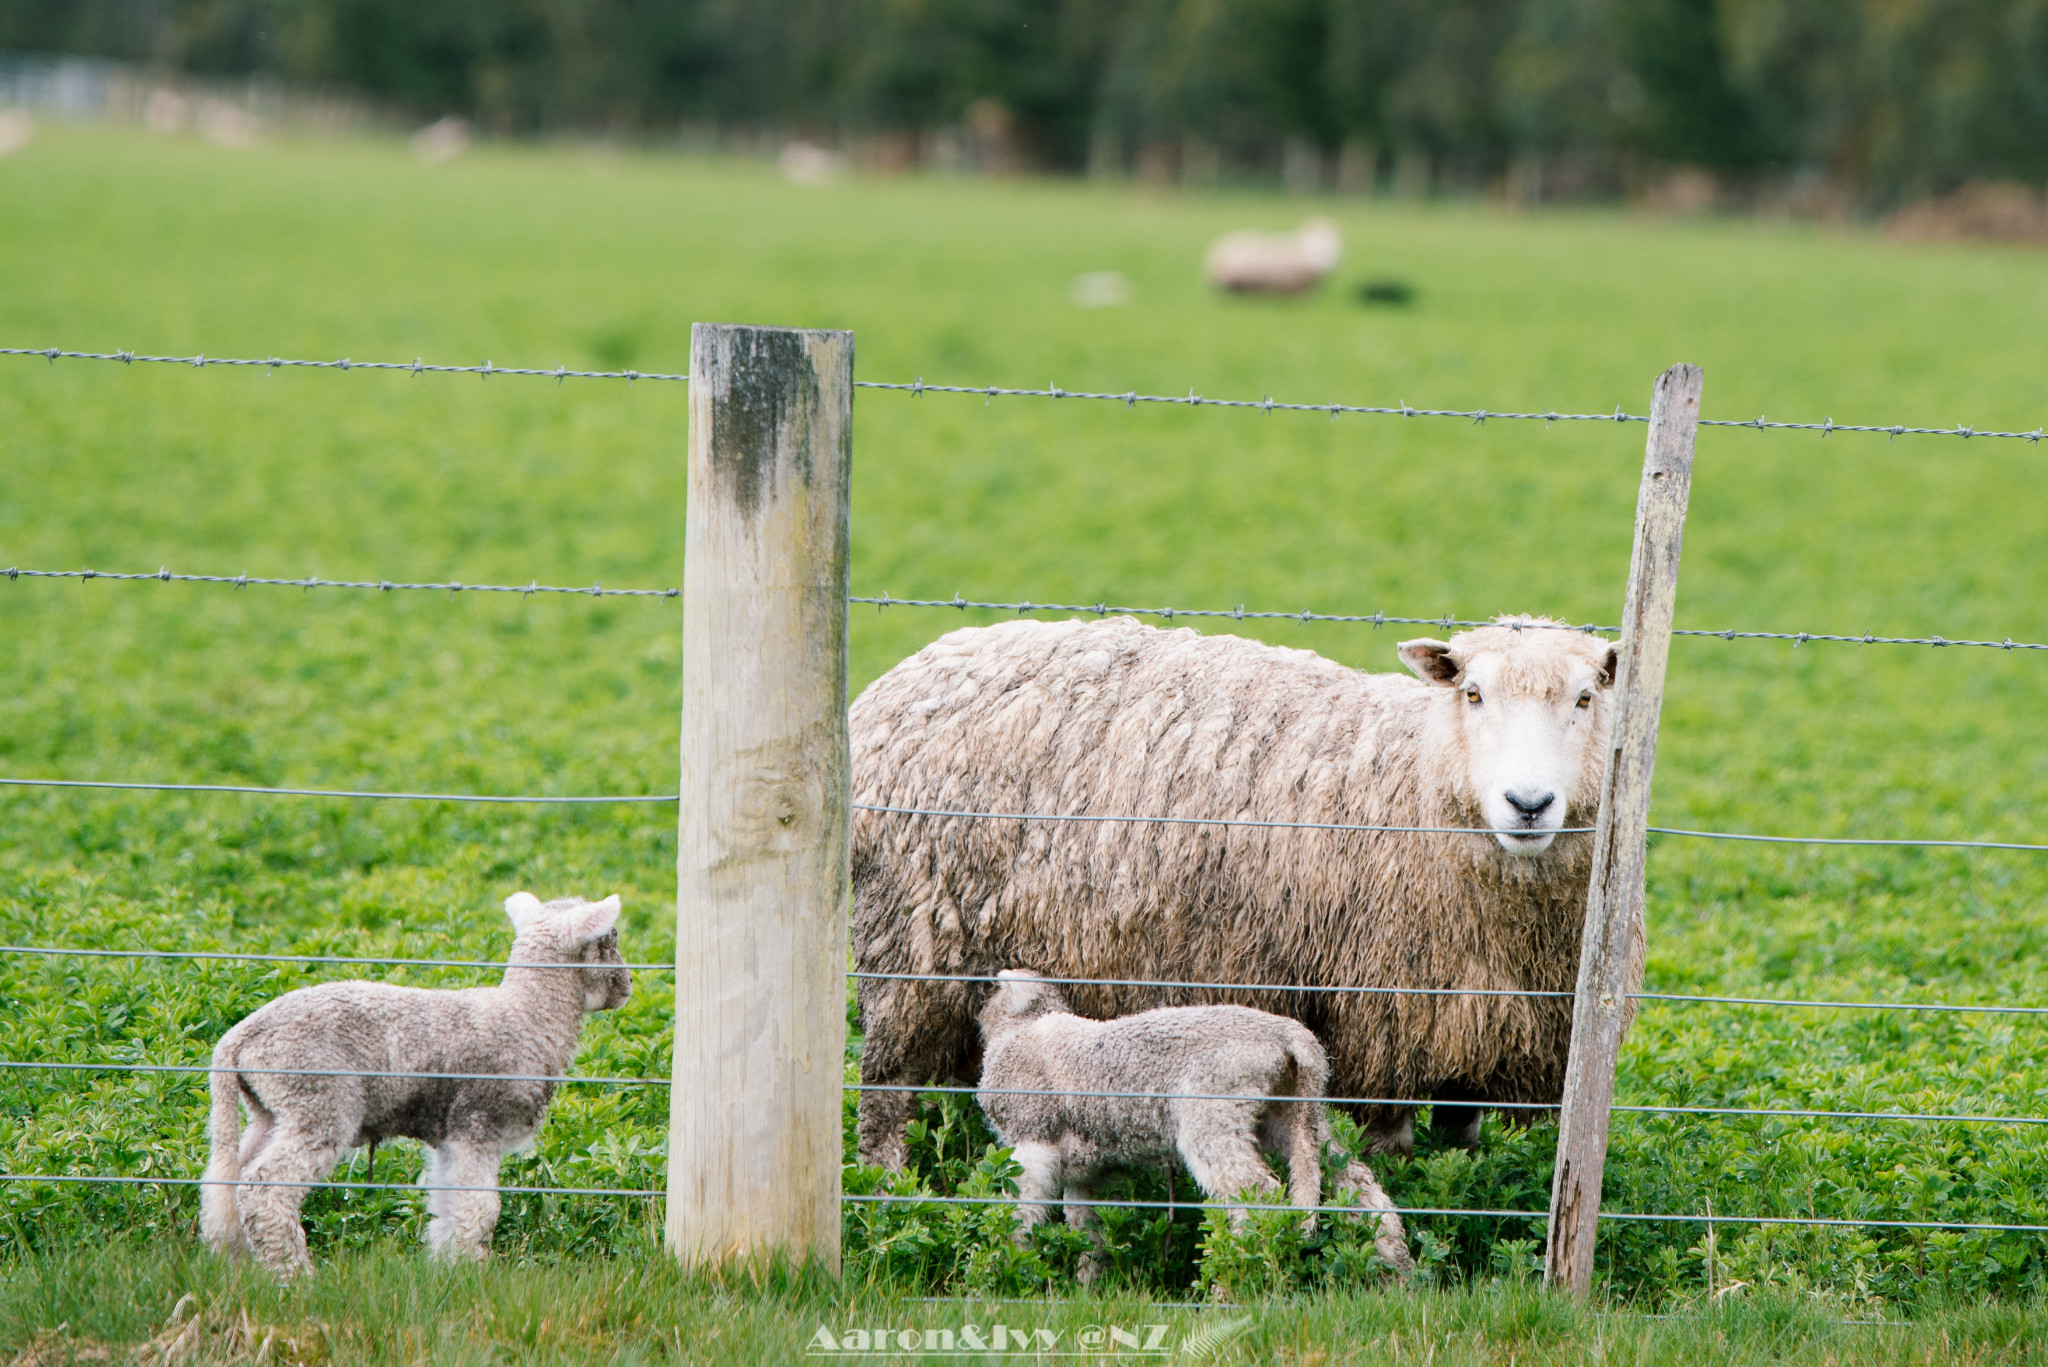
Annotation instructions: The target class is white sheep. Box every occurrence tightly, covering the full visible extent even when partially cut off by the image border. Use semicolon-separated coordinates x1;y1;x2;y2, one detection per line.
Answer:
1203;217;1342;294
852;616;1627;1169
977;970;1412;1277
199;893;633;1275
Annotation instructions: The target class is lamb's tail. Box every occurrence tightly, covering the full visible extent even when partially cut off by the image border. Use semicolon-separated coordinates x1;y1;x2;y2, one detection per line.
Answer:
199;1041;243;1255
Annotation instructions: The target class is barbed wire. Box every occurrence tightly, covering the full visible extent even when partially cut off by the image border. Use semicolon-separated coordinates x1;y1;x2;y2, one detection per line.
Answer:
13;345;2048;444
0;348;687;384
0;944;676;972
0;1172;662;1198
850;1081;2048;1128
0;777;673;803
852;803;1595;839
3;567;677;598
10;568;2042;653
3;945;2038;1018
9;1170;2038;1237
844;1192;2048;1233
3;1055;2037;1131
857;378;2048;445
856;594;2048;652
853;969;2048;1015
9;563;2046;656
5;780;2044;853
0;1059;661;1087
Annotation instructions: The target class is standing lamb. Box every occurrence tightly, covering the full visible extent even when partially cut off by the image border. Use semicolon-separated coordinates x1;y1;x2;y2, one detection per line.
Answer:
978;970;1413;1277
852;615;1635;1170
1203;217;1343;294
200;892;633;1276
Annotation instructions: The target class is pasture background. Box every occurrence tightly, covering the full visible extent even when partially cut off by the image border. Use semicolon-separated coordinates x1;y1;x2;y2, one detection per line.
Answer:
4;122;2048;1331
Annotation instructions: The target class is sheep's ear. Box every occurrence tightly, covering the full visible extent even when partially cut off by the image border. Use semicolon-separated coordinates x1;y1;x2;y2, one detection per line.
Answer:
567;894;622;945
1398;639;1461;685
504;891;545;930
1597;644;1620;688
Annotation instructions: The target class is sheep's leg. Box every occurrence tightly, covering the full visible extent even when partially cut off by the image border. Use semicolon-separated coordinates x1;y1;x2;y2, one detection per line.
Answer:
1061;1178;1104;1286
1179;1110;1283;1234
238;1105;275;1172
1361;1111;1415;1157
1333;1158;1415;1276
423;1141;501;1262
238;1124;344;1278
1428;1102;1484;1150
1008;1141;1064;1243
855;1086;913;1173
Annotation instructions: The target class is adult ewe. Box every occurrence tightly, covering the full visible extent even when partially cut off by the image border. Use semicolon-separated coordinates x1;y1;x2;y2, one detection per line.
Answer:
851;615;1632;1170
201;893;633;1275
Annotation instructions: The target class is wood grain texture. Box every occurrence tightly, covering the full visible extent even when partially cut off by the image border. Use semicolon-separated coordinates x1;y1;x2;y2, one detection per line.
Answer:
1543;362;1702;1294
666;323;852;1272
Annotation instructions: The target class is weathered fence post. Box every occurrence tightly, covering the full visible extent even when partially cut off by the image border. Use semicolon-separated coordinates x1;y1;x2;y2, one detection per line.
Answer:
667;323;853;1273
1543;362;1702;1294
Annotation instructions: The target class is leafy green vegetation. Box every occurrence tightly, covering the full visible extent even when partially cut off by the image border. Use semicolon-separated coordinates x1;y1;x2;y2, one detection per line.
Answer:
3;121;2048;1339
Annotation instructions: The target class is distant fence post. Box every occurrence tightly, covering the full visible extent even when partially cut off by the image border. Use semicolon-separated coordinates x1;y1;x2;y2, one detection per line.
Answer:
1544;362;1702;1295
667;323;853;1273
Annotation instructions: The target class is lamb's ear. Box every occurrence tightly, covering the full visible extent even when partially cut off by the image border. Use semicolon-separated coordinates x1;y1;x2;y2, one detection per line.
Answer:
504;891;545;931
567;894;622;945
1398;639;1461;685
1597;644;1620;688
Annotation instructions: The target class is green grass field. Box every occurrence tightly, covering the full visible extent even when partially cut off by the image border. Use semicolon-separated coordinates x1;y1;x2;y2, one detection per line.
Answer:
5;122;2048;1359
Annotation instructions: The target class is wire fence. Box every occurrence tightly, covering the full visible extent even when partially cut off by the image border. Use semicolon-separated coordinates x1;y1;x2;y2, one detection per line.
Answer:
10;564;2048;653
15;344;2048;443
4;778;2047;853
9;340;2048;1275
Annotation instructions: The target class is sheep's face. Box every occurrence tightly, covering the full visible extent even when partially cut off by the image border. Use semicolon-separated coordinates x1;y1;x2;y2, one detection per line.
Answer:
978;969;1071;1041
1399;619;1618;858
504;892;635;1011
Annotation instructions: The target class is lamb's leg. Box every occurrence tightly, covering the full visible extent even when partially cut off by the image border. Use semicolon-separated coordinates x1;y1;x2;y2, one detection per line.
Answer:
1333;1158;1415;1276
1009;1141;1064;1243
423;1141;501;1262
238;1124;343;1278
1180;1116;1284;1234
1061;1178;1104;1286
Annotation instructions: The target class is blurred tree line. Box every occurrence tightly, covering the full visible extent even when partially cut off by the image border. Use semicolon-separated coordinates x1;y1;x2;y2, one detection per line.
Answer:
8;0;2048;201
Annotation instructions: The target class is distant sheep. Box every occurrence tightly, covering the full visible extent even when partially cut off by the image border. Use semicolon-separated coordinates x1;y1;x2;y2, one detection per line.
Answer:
978;970;1412;1276
1203;217;1342;294
852;615;1632;1169
200;893;633;1276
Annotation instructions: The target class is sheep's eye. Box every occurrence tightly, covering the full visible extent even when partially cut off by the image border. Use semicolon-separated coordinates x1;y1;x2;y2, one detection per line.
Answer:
1576;691;1593;710
1465;687;1482;705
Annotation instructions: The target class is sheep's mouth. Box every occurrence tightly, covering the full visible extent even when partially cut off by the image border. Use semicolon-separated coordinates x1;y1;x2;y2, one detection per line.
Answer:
1493;826;1559;856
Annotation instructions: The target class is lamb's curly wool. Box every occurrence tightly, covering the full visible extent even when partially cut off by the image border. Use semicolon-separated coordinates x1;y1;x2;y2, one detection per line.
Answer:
978;970;1413;1275
199;893;633;1276
852;615;1637;1169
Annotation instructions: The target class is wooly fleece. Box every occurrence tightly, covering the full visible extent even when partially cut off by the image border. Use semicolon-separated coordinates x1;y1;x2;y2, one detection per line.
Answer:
200;893;633;1275
851;615;1636;1168
978;971;1413;1275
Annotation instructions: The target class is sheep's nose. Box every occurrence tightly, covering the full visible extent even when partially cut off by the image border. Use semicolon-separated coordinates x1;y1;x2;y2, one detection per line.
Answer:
1505;789;1555;819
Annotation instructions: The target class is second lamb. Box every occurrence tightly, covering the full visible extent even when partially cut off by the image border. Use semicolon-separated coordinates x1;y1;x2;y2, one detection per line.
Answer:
977;970;1413;1276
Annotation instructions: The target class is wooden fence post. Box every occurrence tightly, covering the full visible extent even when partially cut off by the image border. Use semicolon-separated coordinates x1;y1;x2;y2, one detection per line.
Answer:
667;323;853;1273
1543;362;1702;1294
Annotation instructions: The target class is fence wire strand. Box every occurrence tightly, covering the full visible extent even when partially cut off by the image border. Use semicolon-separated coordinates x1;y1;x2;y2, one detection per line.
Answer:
4;780;2045;854
4;1058;2039;1127
9;566;2045;653
0;348;686;383
16;344;2048;445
